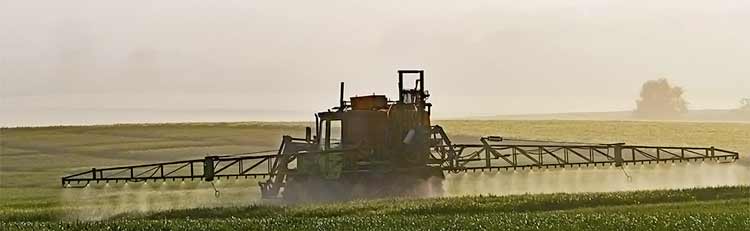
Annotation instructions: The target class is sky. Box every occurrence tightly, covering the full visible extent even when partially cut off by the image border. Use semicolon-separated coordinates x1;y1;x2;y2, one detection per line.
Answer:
1;0;749;126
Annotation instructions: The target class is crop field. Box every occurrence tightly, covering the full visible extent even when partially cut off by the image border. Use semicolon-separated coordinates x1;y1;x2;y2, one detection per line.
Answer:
3;187;750;230
1;120;749;230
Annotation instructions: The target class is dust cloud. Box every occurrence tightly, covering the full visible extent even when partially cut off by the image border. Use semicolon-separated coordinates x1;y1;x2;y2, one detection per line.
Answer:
60;179;263;221
60;162;748;220
445;162;750;196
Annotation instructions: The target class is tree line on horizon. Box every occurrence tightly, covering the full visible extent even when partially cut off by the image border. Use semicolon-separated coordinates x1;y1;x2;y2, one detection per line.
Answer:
739;98;750;114
634;79;748;118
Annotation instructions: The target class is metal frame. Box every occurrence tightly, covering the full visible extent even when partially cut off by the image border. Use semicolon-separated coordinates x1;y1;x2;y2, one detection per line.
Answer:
64;141;739;187
61;154;278;187
434;141;739;172
60;136;344;189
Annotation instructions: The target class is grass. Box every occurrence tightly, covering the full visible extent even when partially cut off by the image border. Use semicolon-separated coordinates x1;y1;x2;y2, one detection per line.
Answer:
2;187;749;230
135;186;750;219
1;120;749;230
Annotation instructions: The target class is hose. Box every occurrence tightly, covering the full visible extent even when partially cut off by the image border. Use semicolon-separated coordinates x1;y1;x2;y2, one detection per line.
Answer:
619;166;632;182
210;182;221;198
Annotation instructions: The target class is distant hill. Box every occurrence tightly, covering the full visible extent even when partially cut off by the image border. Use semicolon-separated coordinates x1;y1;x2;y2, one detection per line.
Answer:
471;109;750;123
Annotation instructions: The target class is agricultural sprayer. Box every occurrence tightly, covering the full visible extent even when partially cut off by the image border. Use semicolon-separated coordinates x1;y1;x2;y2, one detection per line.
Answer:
62;70;740;201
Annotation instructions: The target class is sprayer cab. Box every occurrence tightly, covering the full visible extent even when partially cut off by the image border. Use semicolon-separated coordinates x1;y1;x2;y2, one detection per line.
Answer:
284;70;444;200
311;69;432;153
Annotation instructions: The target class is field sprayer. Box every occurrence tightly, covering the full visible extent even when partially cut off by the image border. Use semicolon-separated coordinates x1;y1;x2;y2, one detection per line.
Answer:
61;70;741;201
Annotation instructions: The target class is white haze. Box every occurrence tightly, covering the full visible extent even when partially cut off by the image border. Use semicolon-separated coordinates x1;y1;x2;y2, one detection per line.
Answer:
60;180;263;221
60;162;749;220
445;162;750;196
2;1;750;126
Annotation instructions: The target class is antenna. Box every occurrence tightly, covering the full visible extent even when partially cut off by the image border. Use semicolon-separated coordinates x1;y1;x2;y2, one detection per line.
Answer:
339;82;345;111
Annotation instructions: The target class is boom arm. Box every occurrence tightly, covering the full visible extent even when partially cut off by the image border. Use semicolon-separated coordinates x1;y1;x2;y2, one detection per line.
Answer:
436;142;739;172
62;126;740;200
429;126;739;172
61;153;279;187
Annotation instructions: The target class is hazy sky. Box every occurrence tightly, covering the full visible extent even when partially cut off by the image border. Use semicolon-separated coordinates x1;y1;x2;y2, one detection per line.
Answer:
1;1;749;126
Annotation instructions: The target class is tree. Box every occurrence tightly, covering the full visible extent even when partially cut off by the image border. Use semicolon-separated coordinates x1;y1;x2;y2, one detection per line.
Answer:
740;98;750;112
635;78;688;118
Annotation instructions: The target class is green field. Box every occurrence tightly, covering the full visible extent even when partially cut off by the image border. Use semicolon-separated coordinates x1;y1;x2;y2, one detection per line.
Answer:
4;187;750;230
1;120;749;230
